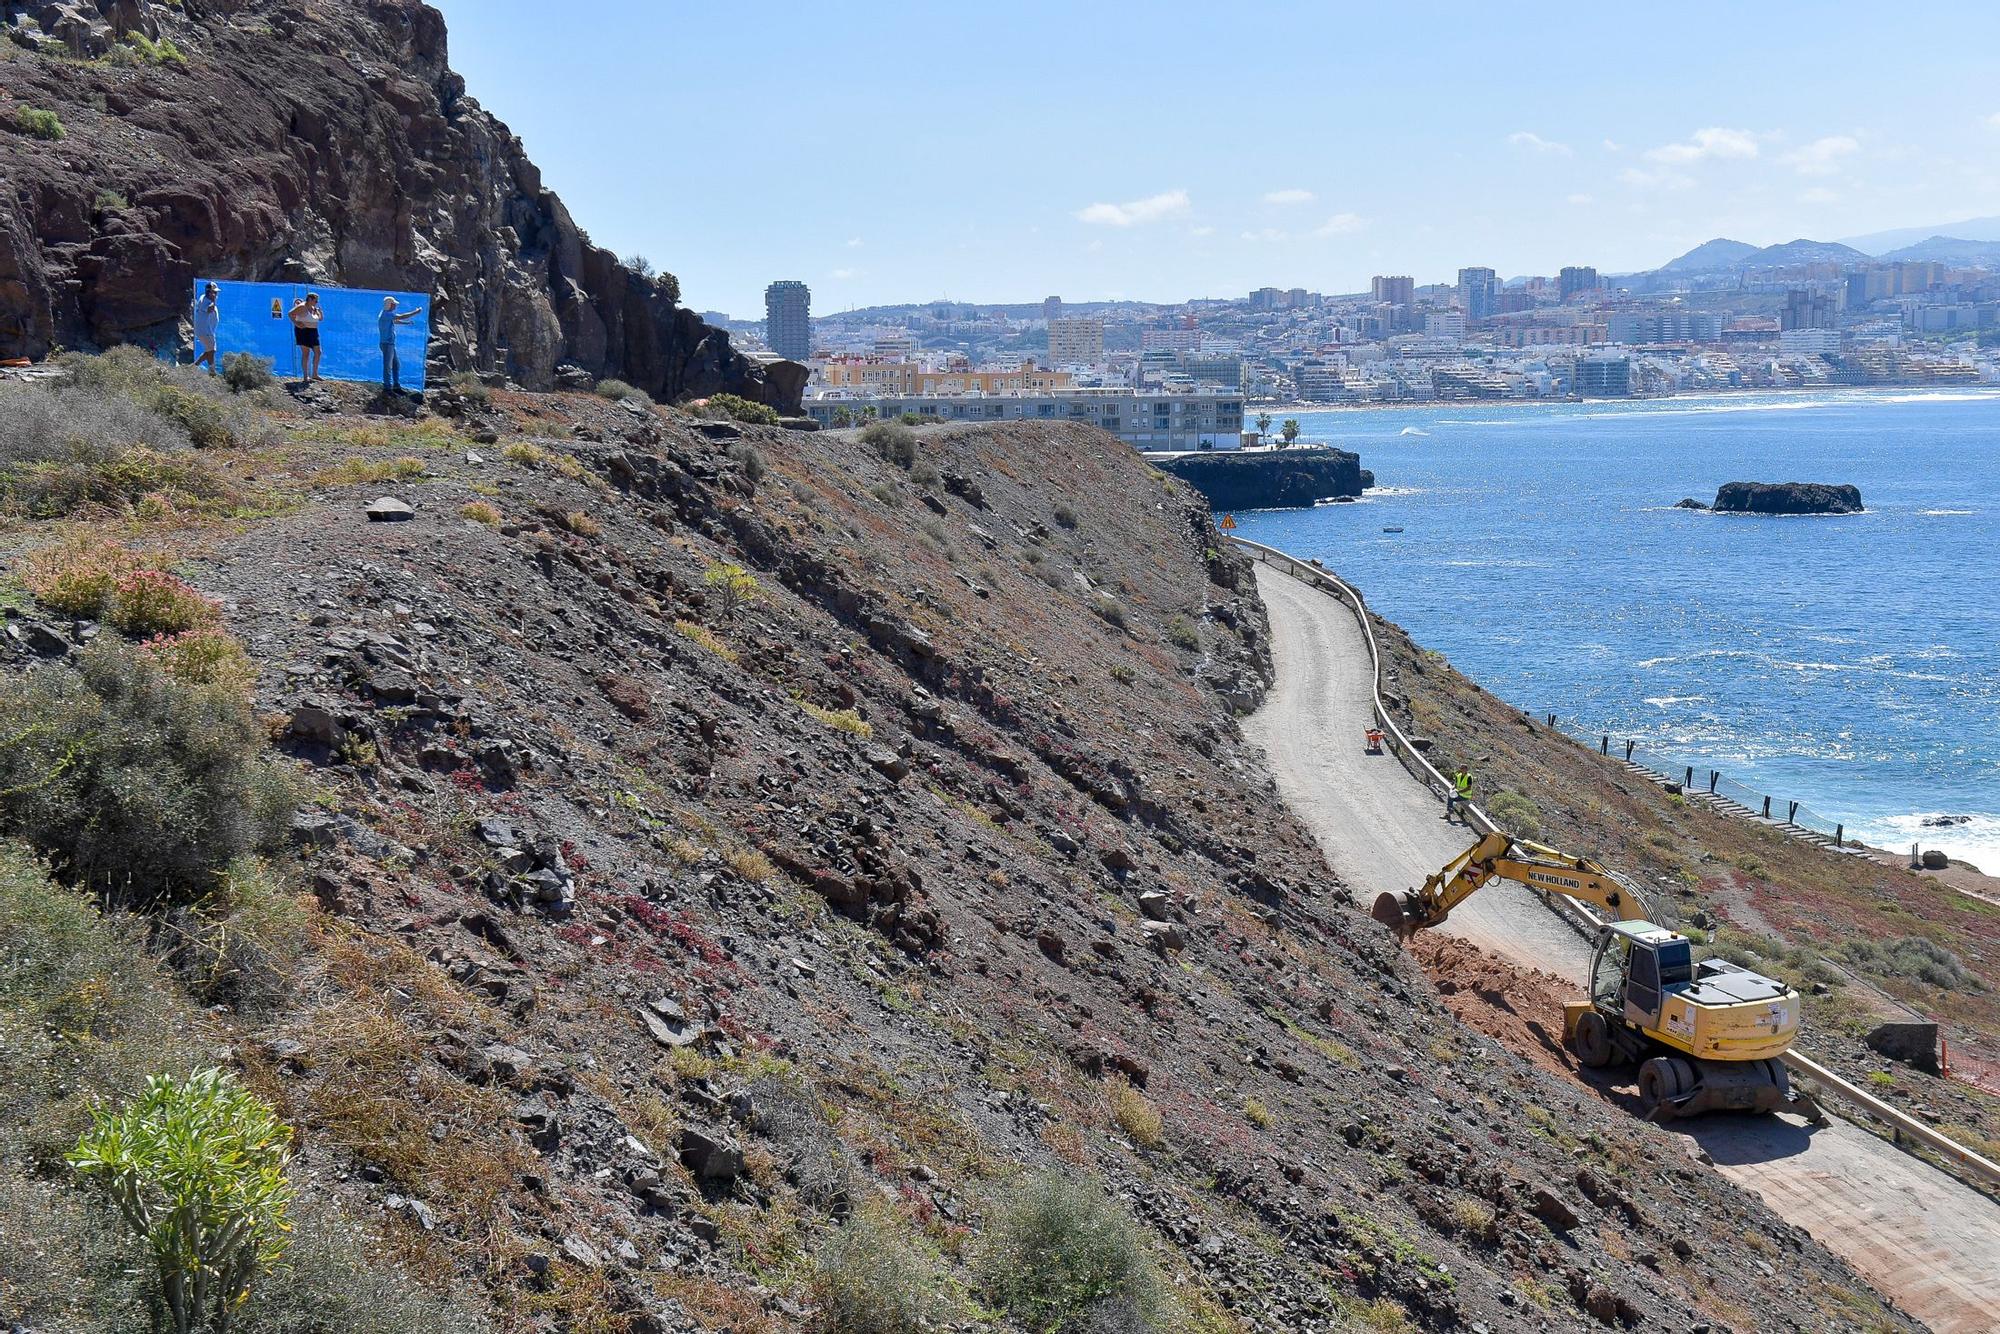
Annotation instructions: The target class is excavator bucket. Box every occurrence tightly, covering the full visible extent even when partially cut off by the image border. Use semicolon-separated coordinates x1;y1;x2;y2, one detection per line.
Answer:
1371;891;1414;939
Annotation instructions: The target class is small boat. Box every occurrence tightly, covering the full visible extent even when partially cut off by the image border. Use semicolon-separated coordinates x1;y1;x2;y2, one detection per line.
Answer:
1382;525;1404;533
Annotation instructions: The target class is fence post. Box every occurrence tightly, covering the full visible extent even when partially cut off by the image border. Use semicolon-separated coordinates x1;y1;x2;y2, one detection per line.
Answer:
1762;795;1771;819
1834;823;1843;847
1684;765;1694;789
1709;771;1719;793
1546;713;1557;728
1625;740;1635;761
1600;735;1609;755
1787;801;1799;825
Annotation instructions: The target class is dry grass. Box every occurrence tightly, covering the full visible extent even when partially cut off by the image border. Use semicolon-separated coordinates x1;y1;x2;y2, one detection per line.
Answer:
559;510;601;537
725;846;776;883
799;700;872;739
459;500;501;526
675;619;739;664
1243;1097;1274;1129
1109;1082;1164;1149
314;455;425;487
19;533;152;615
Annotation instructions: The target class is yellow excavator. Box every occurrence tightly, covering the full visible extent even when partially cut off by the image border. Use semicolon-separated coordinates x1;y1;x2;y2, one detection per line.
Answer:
1372;831;1801;1118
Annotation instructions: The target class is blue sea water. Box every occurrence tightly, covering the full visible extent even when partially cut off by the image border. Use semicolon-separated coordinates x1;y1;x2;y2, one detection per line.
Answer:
1232;389;2000;871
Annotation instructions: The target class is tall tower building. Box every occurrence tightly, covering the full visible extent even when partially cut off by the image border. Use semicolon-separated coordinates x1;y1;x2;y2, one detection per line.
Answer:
764;280;812;361
1042;295;1063;324
1048;317;1104;366
1558;266;1599;301
1371;275;1414;306
1457;266;1498;321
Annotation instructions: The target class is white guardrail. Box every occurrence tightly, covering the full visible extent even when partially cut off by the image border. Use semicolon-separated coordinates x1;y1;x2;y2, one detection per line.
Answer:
1229;534;2000;1192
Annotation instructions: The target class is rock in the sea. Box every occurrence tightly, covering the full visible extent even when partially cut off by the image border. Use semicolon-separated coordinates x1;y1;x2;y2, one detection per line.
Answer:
1674;497;1709;510
1711;482;1863;515
1159;448;1372;511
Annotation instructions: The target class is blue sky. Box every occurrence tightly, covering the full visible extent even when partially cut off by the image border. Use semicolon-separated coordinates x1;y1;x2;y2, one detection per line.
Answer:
434;1;2000;317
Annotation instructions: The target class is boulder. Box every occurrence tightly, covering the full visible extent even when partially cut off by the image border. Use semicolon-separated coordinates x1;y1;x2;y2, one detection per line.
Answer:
1710;482;1863;515
1864;1021;1940;1074
1673;497;1708;510
1159;447;1371;511
365;496;415;522
1920;848;1950;870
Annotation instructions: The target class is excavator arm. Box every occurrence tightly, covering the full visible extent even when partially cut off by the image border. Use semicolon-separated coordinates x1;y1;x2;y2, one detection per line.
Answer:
1372;832;1656;939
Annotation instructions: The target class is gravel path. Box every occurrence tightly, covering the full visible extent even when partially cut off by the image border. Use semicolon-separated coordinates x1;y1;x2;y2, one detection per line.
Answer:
1246;559;2000;1332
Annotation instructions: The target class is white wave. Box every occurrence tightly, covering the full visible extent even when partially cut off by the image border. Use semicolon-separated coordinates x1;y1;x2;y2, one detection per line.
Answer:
1643;694;1709;708
1920;508;1976;516
1364;485;1423;496
1855;812;2000;876
1398;426;1429;437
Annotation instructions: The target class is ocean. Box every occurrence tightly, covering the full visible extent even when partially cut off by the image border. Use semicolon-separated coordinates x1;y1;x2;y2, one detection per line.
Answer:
1232;389;2000;873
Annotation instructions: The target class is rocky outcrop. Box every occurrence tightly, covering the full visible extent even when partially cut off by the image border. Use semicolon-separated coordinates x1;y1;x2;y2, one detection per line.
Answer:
1711;481;1863;515
1160;447;1372;511
0;0;800;410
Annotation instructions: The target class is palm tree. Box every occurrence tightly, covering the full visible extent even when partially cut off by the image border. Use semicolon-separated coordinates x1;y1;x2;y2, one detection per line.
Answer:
1255;410;1273;439
1280;419;1301;449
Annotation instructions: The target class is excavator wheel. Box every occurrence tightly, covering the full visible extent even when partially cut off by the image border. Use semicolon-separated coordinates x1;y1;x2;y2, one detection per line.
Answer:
1370;892;1412;939
1571;1010;1615;1068
1638;1056;1696;1118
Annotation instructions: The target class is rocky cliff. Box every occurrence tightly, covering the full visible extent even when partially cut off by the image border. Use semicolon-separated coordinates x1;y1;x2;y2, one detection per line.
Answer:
0;365;1911;1330
1711;481;1864;515
0;0;802;409
1160;446;1372;510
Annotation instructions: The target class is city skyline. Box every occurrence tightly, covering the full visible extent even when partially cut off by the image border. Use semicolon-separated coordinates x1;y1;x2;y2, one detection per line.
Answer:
436;1;2000;316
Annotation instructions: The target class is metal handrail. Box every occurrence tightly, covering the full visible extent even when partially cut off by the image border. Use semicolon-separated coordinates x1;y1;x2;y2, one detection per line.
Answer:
1229;535;2000;1191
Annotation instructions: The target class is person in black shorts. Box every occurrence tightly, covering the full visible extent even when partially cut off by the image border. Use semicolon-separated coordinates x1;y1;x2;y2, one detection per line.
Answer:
289;292;324;382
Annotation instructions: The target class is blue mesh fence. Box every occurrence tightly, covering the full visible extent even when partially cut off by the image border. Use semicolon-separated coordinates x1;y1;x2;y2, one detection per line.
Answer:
1549;715;1850;842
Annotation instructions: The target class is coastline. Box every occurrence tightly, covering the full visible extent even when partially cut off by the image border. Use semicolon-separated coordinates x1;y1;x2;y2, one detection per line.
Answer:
1246;383;2000;415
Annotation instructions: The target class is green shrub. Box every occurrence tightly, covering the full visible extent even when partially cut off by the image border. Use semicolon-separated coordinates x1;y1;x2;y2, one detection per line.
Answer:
593;378;645;402
141;627;257;692
860;420;917;467
0;844;198;1169
1092;597;1128;631
1838;936;1983;991
810;1207;958;1334
70;1068;293;1334
0;641;296;907
147;383;234;447
709;392;780;426
94;189;131;214
21;534;153;615
1053;502;1079;530
17;107;64;140
703;559;761;621
1487;789;1540;838
224;352;277;394
908;460;939;488
235;1198;488;1333
728;441;767;482
447;370;492;409
1165;615;1200;650
109;33;188;66
0;1156;151;1330
978;1172;1165;1332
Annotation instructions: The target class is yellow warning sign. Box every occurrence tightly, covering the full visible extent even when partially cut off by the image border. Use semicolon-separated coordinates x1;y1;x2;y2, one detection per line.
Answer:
271;298;284;318
1220;513;1237;530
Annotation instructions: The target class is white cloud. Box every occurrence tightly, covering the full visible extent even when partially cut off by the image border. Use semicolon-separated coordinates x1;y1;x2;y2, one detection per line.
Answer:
1645;127;1760;165
1508;131;1572;156
1190;225;1216;237
1602;139;1623;152
1239;227;1289;242
1800;186;1840;205
1567;193;1595;206
845;237;863;248
1783;135;1859;176
829;267;858;280
1986;111;2000;128
1261;187;1315;205
1075;189;1191;226
1315;212;1365;236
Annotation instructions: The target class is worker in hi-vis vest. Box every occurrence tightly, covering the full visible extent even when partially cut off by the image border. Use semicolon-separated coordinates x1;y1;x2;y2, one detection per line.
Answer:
1445;766;1473;823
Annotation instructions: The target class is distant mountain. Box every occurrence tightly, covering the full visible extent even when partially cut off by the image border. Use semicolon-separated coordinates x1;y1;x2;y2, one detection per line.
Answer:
1840;216;2000;255
1660;238;1761;273
1877;235;2000;266
1741;238;1870;267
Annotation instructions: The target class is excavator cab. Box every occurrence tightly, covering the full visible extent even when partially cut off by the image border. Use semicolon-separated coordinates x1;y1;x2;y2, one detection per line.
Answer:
1588;922;1693;1031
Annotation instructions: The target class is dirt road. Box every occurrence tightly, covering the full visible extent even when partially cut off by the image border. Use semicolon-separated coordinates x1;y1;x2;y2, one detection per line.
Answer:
1247;560;2000;1332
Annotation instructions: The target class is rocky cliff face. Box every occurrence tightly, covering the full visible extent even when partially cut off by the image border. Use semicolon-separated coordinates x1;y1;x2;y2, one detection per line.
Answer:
0;0;802;408
1161;446;1372;511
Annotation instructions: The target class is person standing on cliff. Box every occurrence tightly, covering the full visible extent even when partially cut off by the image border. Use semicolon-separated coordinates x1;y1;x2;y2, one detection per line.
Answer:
289;292;324;383
191;282;221;376
378;296;424;394
1445;766;1474;823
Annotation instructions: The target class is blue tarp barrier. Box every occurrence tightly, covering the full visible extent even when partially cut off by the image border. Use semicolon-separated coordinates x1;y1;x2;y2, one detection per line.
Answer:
192;279;431;392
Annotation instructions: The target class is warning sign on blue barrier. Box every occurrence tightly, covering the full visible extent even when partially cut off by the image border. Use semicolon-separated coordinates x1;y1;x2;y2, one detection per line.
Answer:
191;279;432;392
